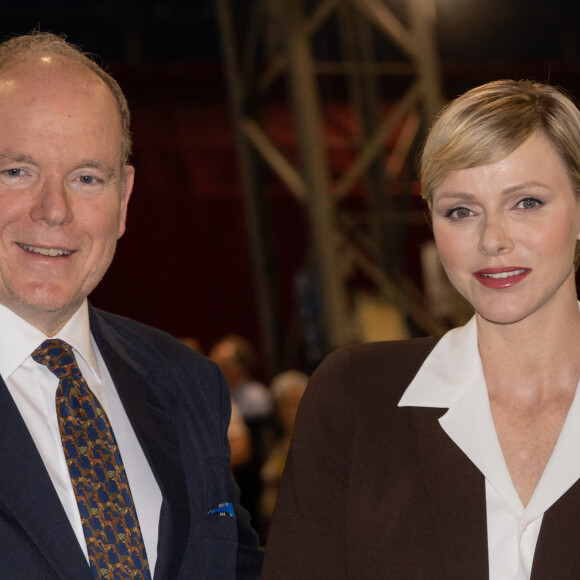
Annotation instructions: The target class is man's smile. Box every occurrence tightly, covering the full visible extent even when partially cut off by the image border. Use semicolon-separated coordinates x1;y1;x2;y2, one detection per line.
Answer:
17;243;73;257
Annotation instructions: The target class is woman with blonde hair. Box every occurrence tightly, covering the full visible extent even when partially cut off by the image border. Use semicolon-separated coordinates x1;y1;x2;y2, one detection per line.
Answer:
263;79;580;579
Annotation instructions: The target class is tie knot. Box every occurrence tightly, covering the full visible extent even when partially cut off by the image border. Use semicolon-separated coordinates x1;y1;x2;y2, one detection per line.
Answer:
32;339;79;379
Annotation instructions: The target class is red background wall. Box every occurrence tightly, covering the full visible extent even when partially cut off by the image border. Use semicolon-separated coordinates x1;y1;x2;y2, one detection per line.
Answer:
90;65;312;362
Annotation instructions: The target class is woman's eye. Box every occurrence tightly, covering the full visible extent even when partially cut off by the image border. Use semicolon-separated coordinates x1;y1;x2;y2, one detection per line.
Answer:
517;197;543;209
444;207;473;219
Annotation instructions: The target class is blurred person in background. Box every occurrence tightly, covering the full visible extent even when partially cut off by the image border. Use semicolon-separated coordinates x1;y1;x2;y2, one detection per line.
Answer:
181;336;252;468
209;334;273;422
210;334;275;541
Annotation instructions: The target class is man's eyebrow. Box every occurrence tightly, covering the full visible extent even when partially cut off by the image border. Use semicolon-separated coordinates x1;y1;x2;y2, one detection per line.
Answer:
72;160;116;178
0;152;37;165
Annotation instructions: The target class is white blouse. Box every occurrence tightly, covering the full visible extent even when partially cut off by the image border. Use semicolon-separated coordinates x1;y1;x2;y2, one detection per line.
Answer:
399;315;580;579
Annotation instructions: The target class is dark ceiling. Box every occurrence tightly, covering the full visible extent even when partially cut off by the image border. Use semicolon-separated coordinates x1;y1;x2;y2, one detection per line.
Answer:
2;1;579;66
0;1;222;63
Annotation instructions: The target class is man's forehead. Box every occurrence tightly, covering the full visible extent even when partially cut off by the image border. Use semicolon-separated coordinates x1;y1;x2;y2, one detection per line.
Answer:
0;62;124;170
0;57;111;102
0;59;121;128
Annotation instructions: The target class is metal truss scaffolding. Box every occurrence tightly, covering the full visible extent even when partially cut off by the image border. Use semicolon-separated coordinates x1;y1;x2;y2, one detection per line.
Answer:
216;0;449;374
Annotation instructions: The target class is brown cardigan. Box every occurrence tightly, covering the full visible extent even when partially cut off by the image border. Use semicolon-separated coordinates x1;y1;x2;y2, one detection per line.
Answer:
262;336;580;579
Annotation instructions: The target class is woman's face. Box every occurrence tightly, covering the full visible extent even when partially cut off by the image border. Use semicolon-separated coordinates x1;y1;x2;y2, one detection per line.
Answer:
431;131;580;325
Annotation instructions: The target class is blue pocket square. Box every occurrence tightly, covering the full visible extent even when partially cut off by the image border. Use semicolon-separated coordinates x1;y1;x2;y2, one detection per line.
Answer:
208;502;235;517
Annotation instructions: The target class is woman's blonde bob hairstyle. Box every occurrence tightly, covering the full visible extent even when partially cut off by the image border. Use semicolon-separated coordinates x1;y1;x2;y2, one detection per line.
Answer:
419;79;580;203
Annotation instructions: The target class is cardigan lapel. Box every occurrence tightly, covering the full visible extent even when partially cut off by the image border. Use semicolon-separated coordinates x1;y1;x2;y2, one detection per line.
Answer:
530;477;580;579
89;309;190;579
413;406;489;580
0;376;92;579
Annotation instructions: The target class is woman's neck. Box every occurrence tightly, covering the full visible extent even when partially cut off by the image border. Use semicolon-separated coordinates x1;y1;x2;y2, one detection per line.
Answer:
477;297;580;400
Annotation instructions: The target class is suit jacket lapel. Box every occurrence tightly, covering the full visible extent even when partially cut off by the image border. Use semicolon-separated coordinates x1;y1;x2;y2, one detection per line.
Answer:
413;406;489;580
89;309;189;578
0;375;92;579
530;478;580;579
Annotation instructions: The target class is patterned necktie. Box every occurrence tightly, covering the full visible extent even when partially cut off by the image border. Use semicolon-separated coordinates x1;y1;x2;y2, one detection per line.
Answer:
32;339;151;580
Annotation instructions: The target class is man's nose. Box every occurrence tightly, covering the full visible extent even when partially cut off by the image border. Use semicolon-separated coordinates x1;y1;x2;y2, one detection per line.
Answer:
29;179;73;226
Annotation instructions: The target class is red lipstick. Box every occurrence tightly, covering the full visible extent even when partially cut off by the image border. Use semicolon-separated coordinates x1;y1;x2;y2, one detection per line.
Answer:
473;267;530;289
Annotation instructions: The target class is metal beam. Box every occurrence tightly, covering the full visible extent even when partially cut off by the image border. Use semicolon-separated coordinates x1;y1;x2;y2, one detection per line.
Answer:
283;0;353;349
332;80;421;199
408;0;444;121
215;0;282;376
216;0;447;368
352;0;417;58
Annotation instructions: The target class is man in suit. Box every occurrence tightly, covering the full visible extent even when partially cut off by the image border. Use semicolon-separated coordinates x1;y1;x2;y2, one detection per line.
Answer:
0;31;263;578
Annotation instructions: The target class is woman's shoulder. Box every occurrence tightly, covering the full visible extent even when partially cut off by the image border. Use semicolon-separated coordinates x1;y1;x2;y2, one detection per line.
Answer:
305;335;442;408
322;335;441;376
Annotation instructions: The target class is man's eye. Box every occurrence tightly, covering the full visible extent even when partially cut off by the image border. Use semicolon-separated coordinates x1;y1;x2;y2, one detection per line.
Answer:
79;175;98;185
3;168;23;177
444;207;473;219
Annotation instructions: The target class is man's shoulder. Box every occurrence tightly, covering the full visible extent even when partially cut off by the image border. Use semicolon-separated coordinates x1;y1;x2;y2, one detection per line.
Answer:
90;307;173;343
89;306;228;409
90;307;176;353
88;306;215;373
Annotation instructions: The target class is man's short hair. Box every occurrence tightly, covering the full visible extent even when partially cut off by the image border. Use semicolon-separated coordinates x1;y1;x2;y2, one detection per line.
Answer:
0;31;132;166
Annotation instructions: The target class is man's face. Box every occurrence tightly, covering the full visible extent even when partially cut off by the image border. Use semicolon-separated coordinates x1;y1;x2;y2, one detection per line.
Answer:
0;58;133;334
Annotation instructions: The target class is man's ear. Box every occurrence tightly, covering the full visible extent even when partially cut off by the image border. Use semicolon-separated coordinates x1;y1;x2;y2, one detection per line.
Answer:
118;165;135;239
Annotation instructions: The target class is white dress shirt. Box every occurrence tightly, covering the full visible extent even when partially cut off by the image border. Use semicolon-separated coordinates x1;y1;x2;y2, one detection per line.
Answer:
0;301;162;574
399;315;580;579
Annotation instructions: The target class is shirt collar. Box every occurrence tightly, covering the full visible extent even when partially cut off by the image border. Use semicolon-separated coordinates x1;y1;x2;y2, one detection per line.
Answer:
399;316;480;409
398;316;521;507
0;300;100;383
57;302;101;382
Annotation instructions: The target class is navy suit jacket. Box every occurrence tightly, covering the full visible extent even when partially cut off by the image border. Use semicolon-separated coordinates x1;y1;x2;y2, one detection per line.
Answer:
0;306;263;579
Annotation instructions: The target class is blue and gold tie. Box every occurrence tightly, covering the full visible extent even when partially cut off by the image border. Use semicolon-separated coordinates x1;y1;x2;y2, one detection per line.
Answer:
32;339;151;580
